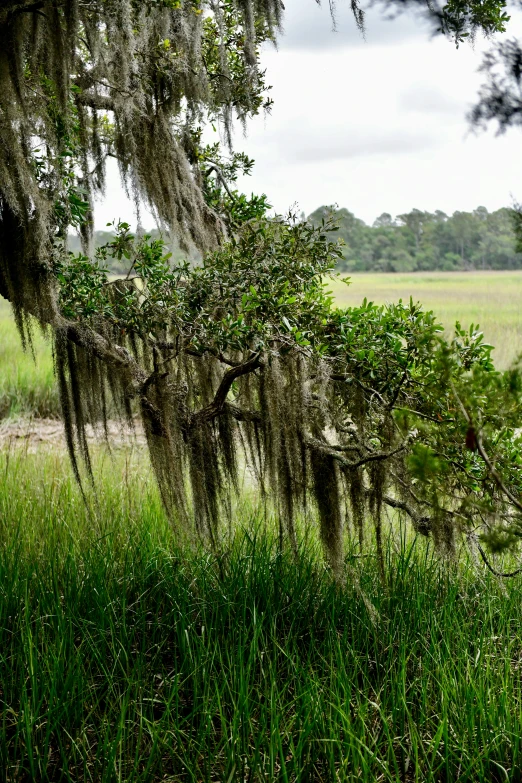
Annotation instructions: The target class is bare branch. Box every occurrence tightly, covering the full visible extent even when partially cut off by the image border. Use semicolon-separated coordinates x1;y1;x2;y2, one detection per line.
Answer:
395;407;452;424
205;164;237;203
381;493;431;536
469;535;522;578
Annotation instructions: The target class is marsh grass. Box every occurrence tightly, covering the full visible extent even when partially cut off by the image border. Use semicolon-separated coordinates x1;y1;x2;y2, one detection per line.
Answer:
1;448;522;781
0;299;58;419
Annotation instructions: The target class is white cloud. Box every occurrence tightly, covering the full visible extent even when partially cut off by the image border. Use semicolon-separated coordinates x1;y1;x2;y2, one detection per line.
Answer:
397;84;464;116
258;126;440;162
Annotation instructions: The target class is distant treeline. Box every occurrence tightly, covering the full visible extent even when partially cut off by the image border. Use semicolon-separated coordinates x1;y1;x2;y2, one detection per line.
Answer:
70;205;522;274
67;230;192;275
307;206;522;272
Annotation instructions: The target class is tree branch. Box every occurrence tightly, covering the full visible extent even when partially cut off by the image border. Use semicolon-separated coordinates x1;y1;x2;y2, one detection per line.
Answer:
380;493;431;536
225;403;261;423
305;436;407;470
388;370;408;410
451;381;522;515
331;374;387;405
469;534;522;578
395;407;453;423
205;163;237;203
192;353;261;424
4;1;45;19
75;92;115;112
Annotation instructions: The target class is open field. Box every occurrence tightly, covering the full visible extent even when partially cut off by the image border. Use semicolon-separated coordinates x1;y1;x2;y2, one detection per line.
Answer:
2;447;522;781
331;270;522;370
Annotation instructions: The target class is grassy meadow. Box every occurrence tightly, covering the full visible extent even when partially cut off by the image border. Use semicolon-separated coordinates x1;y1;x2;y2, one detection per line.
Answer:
0;298;57;419
2;448;522;781
2;274;522;780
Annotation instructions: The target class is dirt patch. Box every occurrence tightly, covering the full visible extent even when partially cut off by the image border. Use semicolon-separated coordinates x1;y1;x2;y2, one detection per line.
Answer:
0;417;146;452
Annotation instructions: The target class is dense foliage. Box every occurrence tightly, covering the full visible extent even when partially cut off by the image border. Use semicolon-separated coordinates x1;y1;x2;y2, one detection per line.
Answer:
308;205;522;272
0;0;277;329
53;211;522;572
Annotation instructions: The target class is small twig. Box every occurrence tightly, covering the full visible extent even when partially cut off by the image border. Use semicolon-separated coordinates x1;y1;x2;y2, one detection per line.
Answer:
395;407;453;424
470;535;522;578
205;164;237;203
331;374;387;406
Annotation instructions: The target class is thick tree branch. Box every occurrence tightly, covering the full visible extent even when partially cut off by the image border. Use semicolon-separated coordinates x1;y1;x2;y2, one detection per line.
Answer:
75;92;115;112
380;493;431;536
225;403;261;423
62;321;146;386
3;0;45;19
305;436;407;469
192;353;261;424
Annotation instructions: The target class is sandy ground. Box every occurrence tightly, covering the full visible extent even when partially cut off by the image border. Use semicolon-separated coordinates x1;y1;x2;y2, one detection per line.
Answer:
0;417;146;452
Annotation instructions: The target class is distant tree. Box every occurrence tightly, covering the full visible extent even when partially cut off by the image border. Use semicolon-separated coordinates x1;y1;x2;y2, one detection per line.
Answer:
397;209;430;253
373;213;395;229
450;211;479;266
308;205;522;272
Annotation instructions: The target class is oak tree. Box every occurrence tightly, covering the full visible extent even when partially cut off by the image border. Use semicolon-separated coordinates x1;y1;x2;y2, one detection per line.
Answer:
1;0;521;572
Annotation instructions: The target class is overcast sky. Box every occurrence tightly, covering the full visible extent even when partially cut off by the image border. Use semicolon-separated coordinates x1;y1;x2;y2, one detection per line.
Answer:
94;0;522;228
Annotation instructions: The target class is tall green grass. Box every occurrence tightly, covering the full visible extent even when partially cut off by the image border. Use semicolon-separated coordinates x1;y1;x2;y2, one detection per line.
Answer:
1;447;522;781
0;299;58;419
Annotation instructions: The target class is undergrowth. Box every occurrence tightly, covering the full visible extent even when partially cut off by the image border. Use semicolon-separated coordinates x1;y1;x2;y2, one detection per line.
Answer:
0;449;522;781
